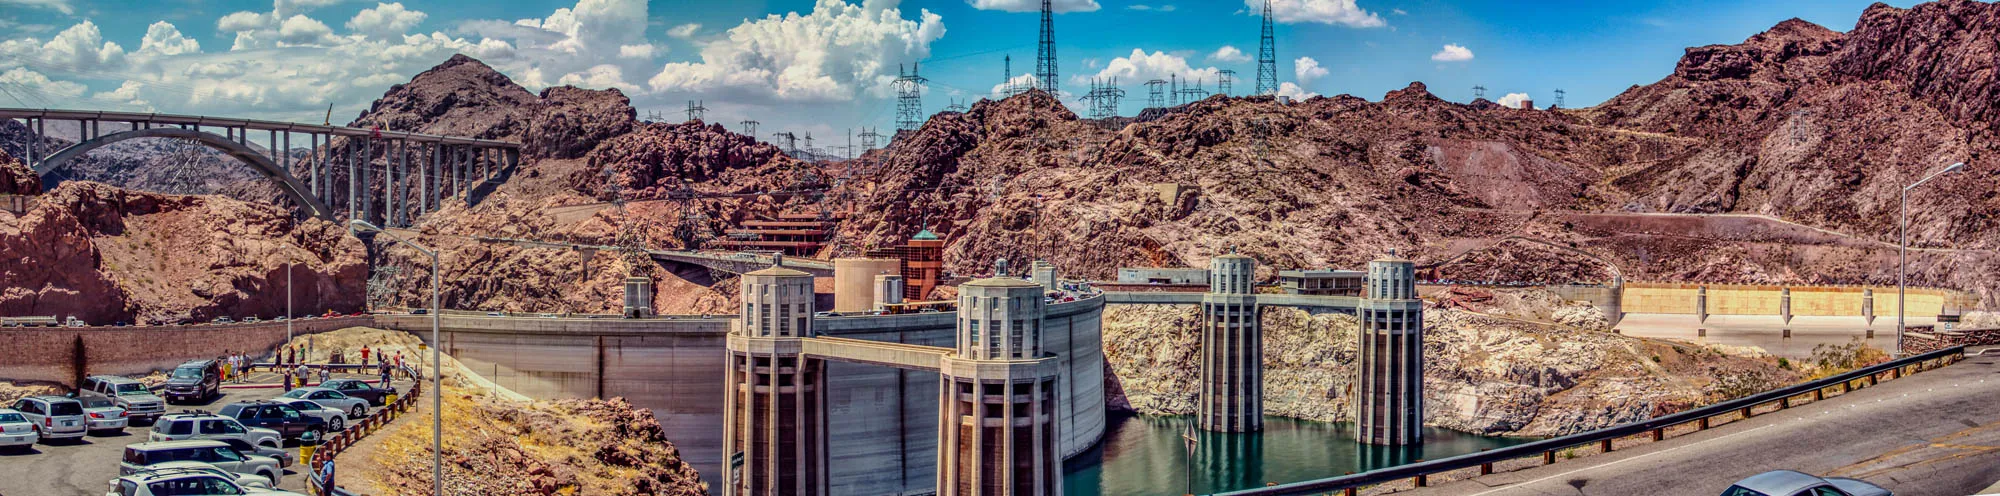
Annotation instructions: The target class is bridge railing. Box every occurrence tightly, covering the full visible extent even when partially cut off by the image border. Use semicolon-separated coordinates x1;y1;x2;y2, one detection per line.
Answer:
1217;345;1968;496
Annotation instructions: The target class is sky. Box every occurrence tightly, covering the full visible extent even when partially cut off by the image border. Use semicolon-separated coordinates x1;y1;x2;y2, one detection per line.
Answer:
0;0;1934;155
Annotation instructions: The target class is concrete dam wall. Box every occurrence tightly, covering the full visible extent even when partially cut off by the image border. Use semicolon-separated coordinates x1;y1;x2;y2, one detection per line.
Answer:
374;296;1107;494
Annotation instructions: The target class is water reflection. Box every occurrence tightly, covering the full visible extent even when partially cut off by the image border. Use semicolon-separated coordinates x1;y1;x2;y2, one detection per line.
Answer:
1065;412;1533;495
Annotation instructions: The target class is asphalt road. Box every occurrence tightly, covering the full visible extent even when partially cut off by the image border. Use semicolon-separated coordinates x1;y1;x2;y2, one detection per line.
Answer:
0;373;410;496
1403;354;2000;496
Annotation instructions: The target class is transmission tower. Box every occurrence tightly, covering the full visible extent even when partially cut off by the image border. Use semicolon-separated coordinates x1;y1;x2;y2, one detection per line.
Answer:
895;63;928;132
803;132;814;159
739;120;760;138
1178;78;1206;105
1003;55;1018;98
644;110;664;123
1217;69;1237;96
1256;0;1278;95
774;132;799;156
1081;78;1126;122
1036;0;1059;96
859;128;882;150
1472;85;1487;100
685;100;707;122
1145;79;1167;109
946;98;968;113
1553;89;1566;108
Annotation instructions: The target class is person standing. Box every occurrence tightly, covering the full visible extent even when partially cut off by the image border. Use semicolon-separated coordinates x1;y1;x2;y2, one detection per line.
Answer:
318;365;330;385
281;366;293;392
378;360;392;388
220;352;233;383
295;362;311;388
360;345;371;367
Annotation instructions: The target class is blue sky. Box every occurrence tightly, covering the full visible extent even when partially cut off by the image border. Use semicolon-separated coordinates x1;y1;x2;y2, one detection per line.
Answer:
0;0;1928;152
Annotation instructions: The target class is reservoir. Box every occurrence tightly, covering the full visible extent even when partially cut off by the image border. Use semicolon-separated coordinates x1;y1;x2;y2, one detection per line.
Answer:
1066;413;1534;495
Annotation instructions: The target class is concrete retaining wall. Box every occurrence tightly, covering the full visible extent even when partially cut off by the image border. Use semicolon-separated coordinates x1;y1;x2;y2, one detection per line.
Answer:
0;316;376;387
1618;283;1963;317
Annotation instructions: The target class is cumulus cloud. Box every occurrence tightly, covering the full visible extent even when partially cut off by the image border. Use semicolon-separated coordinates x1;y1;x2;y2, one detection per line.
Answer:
1248;0;1384;28
1497;93;1532;108
1;0;73;15
1276;81;1317;100
0;20;127;75
1208;45;1250;63
968;0;1100;13
136;21;201;57
557;64;640;92
648;0;946;102
1078;48;1220;88
92;80;152;110
667;23;701;40
1431;43;1473;62
0;67;87;101
991;72;1039;98
618;44;658;59
348;2;429;40
1294;56;1326;85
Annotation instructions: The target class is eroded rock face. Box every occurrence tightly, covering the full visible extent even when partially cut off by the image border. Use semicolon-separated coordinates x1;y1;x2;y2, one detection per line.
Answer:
348;54;538;141
1101;293;1801;437
527;86;638;160
0;181;366;324
0;149;36;195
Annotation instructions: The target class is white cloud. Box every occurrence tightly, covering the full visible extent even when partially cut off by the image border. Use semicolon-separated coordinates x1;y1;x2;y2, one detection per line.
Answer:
275;0;343;18
1208;45;1251;63
0;20;128;75
557;64;640;92
0;67;87;101
1248;0;1384;27
618;43;658;59
91;80;152;110
648;0;946;102
667;23;701;40
1127;4;1176;11
1392;8;1407;15
1078;48;1220;88
137;21;201;57
1294;56;1325;85
1431;43;1473;62
991;72;1038;98
348;2;429;41
1;0;73;15
1276;81;1317;100
968;0;1100;13
1497;92;1532;108
217;11;272;33
277;15;339;46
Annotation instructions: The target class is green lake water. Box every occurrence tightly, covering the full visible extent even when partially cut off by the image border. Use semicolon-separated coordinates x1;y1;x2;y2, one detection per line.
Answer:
1064;413;1536;495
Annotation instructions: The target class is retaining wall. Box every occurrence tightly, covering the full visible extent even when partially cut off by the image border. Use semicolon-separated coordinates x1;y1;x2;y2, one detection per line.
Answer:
0;316;376;387
1617;283;1966;317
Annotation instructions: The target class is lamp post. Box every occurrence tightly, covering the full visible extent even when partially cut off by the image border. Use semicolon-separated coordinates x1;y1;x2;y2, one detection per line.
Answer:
1899;161;1964;358
350;219;441;496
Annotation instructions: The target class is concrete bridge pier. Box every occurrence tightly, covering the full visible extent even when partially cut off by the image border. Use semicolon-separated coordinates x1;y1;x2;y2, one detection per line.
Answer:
937;276;1063;496
1199;253;1262;433
1357;252;1424;446
723;265;827;496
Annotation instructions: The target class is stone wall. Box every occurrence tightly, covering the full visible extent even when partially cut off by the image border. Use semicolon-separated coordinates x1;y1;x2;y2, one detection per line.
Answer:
0;316;376;387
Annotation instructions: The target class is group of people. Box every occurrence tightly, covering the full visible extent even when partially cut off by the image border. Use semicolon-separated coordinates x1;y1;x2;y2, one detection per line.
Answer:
271;341;410;390
215;351;253;383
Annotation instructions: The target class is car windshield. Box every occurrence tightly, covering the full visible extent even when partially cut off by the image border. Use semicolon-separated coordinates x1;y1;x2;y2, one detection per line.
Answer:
48;402;82;416
81;397;115;408
170;367;202;379
115;383;149;395
0;413;23;423
281;390;309;399
1722;486;1770;496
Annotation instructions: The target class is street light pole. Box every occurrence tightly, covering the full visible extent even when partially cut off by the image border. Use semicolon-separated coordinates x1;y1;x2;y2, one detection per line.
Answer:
350;219;442;496
286;261;294;345
1898;161;1964;358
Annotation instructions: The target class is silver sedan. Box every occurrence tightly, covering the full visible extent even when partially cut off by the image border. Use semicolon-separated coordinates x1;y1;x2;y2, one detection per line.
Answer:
77;396;129;433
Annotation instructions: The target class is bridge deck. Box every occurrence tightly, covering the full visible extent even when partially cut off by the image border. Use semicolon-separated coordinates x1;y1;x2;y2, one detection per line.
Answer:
0;108;519;147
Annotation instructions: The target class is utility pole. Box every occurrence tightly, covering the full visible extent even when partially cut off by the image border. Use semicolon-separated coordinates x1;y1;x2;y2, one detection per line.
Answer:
1217;69;1236;96
1256;0;1278;95
1553;89;1566;109
1179;77;1206;105
1036;0;1059;96
774;132;799;156
946;98;967;113
895;64;928;132
1004;55;1017;98
1473;85;1487;100
739;120;760;138
859;128;882;150
1146;79;1167;109
685;100;707;122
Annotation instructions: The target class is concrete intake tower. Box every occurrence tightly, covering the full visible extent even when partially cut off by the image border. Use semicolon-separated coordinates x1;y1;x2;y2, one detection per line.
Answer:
1200;253;1261;432
1356;253;1424;445
938;275;1065;495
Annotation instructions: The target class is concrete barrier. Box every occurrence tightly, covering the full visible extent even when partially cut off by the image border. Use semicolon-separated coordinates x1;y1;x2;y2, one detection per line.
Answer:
0;317;377;387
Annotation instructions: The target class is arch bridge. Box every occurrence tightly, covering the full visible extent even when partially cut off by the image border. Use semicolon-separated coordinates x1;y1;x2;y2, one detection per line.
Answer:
2;108;520;224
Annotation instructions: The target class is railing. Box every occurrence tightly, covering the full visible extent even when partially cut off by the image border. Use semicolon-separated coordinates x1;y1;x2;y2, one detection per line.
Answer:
1217;346;1968;496
306;364;422;496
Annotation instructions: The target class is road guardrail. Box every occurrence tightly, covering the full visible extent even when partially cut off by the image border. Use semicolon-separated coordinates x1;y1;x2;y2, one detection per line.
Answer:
306;364;421;496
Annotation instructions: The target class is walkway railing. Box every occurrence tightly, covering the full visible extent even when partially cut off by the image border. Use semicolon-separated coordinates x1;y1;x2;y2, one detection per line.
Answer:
306;364;422;496
1217;346;1967;496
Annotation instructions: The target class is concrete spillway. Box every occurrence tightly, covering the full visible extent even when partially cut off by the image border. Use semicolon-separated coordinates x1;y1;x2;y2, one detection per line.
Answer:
375;295;1106;493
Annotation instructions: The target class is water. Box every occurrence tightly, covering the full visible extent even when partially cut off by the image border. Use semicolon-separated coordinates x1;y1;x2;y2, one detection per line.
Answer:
1065;413;1535;495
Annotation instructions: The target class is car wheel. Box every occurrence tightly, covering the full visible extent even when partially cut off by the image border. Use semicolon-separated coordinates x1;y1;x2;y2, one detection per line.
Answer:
351;404;367;419
263;471;279;487
329;416;345;431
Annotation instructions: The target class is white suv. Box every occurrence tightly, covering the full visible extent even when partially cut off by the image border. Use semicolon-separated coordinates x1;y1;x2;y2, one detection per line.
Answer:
148;413;283;449
121;440;284;487
106;467;306;496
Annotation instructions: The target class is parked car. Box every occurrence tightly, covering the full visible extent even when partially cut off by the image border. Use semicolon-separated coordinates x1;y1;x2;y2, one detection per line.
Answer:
148;412;282;449
216;401;325;441
77;395;130;434
1723;470;1891;496
240;317;259;323
269;398;347;432
0;408;38;450
110;461;273;491
162;359;222;404
212;437;294;468
318;378;397;407
82;375;167;422
119;440;284;488
407;308;428;315
278;388;368;419
107;468;308;496
484;311;504;317
210;317;233;325
11;395;88;442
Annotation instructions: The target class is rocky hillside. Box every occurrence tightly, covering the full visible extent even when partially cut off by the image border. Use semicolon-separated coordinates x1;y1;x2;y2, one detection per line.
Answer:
0;149;366;324
0;119;276;197
1103;292;1808;436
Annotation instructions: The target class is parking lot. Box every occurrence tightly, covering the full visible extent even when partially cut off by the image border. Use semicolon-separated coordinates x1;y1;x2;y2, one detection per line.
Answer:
0;372;413;496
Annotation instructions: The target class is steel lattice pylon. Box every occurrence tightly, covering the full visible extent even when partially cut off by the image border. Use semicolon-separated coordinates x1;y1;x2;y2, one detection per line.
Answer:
1256;0;1278;96
1036;0;1059;96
